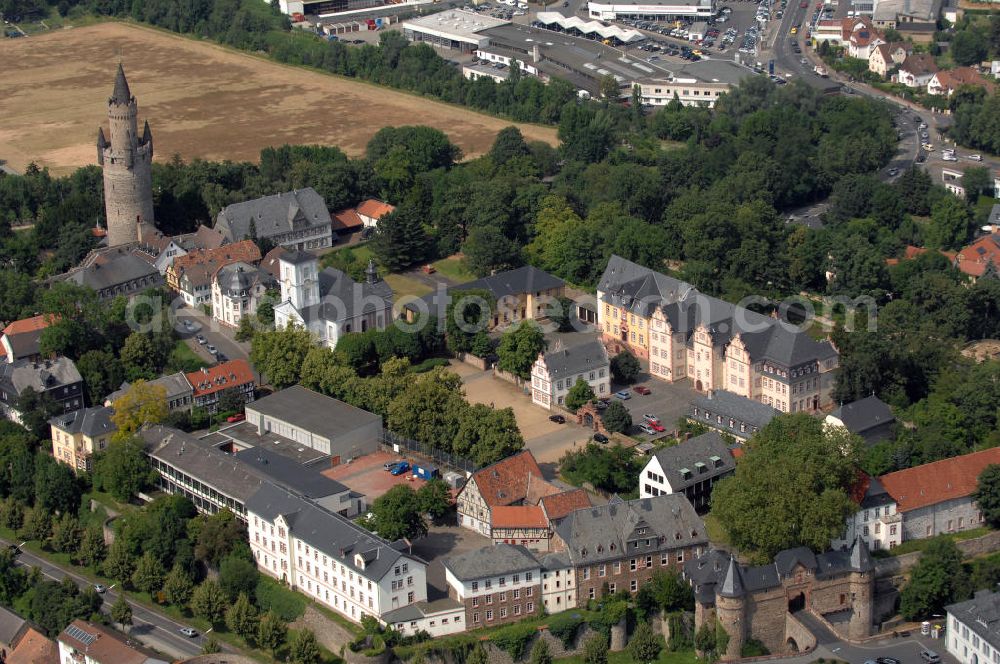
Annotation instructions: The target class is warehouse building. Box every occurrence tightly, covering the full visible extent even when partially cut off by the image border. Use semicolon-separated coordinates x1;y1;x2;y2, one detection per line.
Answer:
587;0;714;21
402;10;510;54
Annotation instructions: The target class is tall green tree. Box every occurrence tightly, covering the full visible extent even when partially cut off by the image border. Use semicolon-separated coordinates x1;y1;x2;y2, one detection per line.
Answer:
111;594;133;631
93;437;156;502
496;321;546;380
900;538;968;620
249;324;313;389
565;378;596;412
163;564;195;607
225;592;260;641
628;623;663;663
131;551;166;595
925;196;972;250
370;485;427;541
191;580;228;625
610;351;640;384
288;628;322;664
973;464;1000;528
258;611;289;654
601;401;632;434
369;202;430;272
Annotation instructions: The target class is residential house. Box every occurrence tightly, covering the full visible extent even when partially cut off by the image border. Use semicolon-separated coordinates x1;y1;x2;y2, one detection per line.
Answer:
184;359;257;412
954;231;1000;283
530;339;610;410
57;620;169;664
273;251;393;349
554;493;708;601
136;221;225;275
868;42;911;77
0;606;27;658
538;551;577;613
812;16;879;51
404;265;566;329
947;589;1000;664
166;239;261;308
0;314;57;364
247;483;428;624
825;395;896;444
895;53;939;87
832;474;901;551
444;543;542;628
50;406;117;472
211;261;276;328
689;390;778;441
245;384;383;462
141;425;362;519
598;256;839;412
928;66;997;95
381;598;466;637
7;626;57;664
356;199;396;228
260;245;289;279
331;207;364;237
456;449;591;547
105;372;194;413
943;166;968;198
879;447;1000;540
847;19;884;59
0;357;84;424
215;188;333;251
638;431;736;512
63;245;163;300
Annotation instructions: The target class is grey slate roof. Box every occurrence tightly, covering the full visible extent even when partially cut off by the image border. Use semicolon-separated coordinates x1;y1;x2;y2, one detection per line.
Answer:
948;589;1000;651
282;250;317;266
830;396;894;434
598;256;837;369
297;267;393;324
0;357;82;396
649;432;735;492
0;606;26;647
858;477;895;510
111;63;131;104
234;447;350;500
382;598;464;624
538;551;571;571
68;252;160;292
107;372;193;404
555;493;707;566
691;390;779;431
247;482;418;581
719;556;744;598
215;262;274;295
2;328;45;361
989;204;1000;227
539;340;609;381
444;543;540;581
247;385;382;443
49;406;116;438
452;265;565;300
215;188;331;243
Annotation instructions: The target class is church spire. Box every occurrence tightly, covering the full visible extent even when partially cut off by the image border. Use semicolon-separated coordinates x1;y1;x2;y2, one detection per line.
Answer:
111;63;132;105
142;119;152;146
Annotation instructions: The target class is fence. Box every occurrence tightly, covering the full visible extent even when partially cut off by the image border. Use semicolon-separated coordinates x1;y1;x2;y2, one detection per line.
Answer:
380;429;480;475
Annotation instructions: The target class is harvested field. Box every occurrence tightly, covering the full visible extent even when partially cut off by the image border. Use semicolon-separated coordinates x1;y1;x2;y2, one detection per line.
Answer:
0;22;558;175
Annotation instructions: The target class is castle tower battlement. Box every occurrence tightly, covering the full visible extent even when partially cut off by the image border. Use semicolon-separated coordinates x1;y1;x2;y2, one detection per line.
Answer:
98;64;154;247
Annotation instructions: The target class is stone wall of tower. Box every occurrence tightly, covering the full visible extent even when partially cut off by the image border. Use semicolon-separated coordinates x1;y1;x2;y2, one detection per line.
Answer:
715;594;746;660
847;570;873;640
101;79;154;247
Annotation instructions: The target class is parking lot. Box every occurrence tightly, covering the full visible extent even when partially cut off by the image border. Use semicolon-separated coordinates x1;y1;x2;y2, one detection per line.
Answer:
323;450;432;500
610;374;698;442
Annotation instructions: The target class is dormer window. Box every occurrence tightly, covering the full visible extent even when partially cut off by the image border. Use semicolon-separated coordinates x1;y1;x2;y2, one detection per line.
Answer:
681;468;692;480
710;455;723;468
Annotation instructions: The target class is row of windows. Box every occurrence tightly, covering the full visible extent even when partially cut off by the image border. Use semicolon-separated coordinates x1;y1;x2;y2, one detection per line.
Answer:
580;552;684;579
470;572;533;592
471;603;534;623
470;587;533;607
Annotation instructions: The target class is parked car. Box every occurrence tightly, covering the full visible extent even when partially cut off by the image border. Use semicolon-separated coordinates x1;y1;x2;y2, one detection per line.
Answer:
549;414;566;424
226;413;245;423
649;421;666;432
93;583;107;594
615;390;631;400
206;344;218;355
887;167;898;176
593;433;609;444
390;462;411;476
179;627;199;638
643;414;661;424
595;400;609;410
195;334;207;344
638;423;656;435
384;460;405;471
969;154;983;161
182;319;194;330
634;385;651;395
876;658;901;664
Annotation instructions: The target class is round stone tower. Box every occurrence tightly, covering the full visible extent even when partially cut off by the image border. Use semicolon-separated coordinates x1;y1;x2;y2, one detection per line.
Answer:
847;536;875;641
716;556;747;660
98;63;154;247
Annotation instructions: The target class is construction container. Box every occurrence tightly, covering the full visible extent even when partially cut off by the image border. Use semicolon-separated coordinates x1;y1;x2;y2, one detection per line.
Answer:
412;464;440;480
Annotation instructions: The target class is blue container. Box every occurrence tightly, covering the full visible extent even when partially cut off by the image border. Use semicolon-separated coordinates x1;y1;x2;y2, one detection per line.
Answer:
413;464;440;480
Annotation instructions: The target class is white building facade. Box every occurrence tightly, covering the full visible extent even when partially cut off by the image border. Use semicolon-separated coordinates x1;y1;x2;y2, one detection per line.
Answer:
530;340;610;410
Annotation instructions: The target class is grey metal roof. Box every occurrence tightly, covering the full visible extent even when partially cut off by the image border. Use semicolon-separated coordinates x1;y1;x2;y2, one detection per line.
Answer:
649;432;734;492
246;482;417;581
215;188;331;243
443;543;540;582
297;267;393;324
0;357;82;397
555;493;707;566
948;589;1000;651
690;390;779;431
0;606;25;647
452;265;565;300
830;396;894;434
49;406;116;438
381;597;463;624
539;340;609;381
234;447;349;499
598;256;837;369
247;385;382;445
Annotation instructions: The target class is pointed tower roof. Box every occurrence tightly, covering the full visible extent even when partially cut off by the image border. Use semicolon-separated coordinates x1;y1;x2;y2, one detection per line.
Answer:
111;63;132;104
142;120;152;144
97;127;107;149
849;535;874;573
719;555;745;598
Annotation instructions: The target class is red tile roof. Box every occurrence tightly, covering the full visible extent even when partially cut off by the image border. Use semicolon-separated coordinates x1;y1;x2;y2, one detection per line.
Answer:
492;505;548;529
8;627;57;664
471;450;545;508
185;358;256;398
955;235;1000;278
880;447;1000;512
332;209;363;231
899;54;939;77
260;246;289;278
58;620;155;664
539;489;592;521
172;239;262;287
3;314;57;337
356;199;395;220
932;67;997;94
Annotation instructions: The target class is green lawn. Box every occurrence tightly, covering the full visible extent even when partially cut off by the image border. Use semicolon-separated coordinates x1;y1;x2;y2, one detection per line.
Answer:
703;513;732;548
874;527;992;557
384;273;433;299
556;648;699;664
167;339;208;373
256;575;307;621
431;256;476;284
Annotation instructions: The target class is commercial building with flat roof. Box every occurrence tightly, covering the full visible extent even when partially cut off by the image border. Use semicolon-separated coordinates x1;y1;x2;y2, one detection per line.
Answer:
402;10;510;53
586;0;714;21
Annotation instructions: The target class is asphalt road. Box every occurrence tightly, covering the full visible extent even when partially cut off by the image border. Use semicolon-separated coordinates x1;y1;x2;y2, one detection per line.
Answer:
2;537;208;660
173;305;251;366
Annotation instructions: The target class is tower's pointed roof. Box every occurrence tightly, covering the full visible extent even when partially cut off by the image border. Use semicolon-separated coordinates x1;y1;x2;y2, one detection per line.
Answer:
849;535;874;573
719;555;745;598
142;119;152;144
97;127;107;148
111;63;132;104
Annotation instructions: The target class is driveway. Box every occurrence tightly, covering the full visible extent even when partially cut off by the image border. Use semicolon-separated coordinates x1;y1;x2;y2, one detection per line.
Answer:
173;305;250;366
411;523;492;600
614;375;697;441
451;360;592;474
